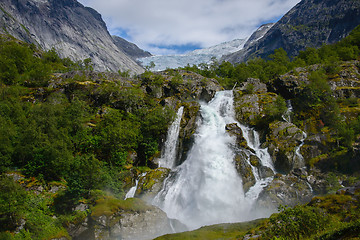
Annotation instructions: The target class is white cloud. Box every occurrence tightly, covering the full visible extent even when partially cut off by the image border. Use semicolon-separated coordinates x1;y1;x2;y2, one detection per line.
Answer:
78;0;301;55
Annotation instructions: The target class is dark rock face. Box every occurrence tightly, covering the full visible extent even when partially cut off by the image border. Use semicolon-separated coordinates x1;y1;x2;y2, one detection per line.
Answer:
0;0;144;74
266;121;305;173
243;23;275;49
224;0;360;64
256;171;313;209
112;35;152;61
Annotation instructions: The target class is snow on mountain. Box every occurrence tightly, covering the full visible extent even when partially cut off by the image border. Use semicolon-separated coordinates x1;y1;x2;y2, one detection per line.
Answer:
138;38;247;71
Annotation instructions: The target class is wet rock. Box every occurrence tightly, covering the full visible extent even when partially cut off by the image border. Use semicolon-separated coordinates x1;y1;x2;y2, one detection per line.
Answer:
135;168;171;202
177;101;201;165
234;154;256;192
226;123;248;149
266;120;305;173
259;166;274;179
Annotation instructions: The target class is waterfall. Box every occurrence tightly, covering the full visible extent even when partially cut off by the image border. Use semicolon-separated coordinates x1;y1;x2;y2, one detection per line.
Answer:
240;126;275;173
282;100;307;168
158;106;184;169
125;173;147;199
153;90;274;230
294;131;307;167
282;100;293;123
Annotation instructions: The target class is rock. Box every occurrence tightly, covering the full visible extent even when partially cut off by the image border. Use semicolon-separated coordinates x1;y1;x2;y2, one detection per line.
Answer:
258;166;274;179
74;203;89;212
135;168;171;202
328;61;360;99
0;0;144;74
112;35;152;61
85;197;186;240
233;86;278;126
177;101;201;165
49;185;66;194
68;216;90;240
223;0;360;64
268;68;311;99
237;78;268;94
6;172;24;181
266;121;305;173
234;154;256;193
256;173;313;209
226;123;248;149
249;155;261;167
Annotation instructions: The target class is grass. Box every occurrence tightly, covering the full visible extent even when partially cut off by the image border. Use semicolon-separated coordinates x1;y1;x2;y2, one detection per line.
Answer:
91;196;152;217
153;219;265;240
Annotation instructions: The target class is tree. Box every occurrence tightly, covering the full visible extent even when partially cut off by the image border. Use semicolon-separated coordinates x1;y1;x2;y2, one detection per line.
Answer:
0;175;28;230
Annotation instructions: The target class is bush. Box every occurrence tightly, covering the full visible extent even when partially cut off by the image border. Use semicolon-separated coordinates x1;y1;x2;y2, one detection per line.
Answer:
265;205;329;239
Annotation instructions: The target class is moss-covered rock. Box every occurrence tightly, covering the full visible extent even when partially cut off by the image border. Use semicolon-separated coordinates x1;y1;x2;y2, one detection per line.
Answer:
135;168;171;202
177;101;201;165
234;153;256;193
225;123;249;149
256;172;313;209
265;120;305;173
233;85;278;126
85;196;184;240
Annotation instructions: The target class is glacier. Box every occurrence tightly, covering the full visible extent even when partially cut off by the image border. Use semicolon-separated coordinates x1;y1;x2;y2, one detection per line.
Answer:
137;38;247;71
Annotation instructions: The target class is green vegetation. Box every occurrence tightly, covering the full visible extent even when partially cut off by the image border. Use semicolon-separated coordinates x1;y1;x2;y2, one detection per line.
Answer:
0;34;176;238
0;21;360;240
181;25;360;89
158;189;360;240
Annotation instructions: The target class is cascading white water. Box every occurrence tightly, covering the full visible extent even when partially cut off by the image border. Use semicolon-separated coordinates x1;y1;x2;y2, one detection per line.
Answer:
282;100;307;167
240;126;275;173
153;90;274;230
294;131;307;167
282;99;293;123
158;106;184;169
125;173;147;199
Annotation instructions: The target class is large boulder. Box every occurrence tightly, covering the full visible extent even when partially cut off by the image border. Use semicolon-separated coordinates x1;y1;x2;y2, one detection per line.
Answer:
233;82;278;126
177;101;201;165
256;171;313;209
72;197;186;240
328;61;360;99
265;121;306;173
268;68;311;99
234;153;256;193
135;168;171;202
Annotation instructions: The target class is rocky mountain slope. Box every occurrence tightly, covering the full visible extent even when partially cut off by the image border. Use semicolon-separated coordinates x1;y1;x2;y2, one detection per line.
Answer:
112;35;152;61
0;0;144;74
223;0;360;64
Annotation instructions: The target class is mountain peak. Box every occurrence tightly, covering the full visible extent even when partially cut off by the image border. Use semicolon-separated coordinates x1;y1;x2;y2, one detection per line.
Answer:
223;0;360;64
0;0;144;74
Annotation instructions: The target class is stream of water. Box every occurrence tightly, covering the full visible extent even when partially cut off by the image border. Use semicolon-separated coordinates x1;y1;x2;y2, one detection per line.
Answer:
153;90;274;229
158;106;184;169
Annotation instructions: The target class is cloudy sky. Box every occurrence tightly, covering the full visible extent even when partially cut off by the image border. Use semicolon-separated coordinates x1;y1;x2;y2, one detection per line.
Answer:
78;0;301;55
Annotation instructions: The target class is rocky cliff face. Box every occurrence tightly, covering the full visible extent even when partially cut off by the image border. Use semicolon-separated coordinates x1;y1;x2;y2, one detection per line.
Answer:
112;35;152;61
0;0;144;74
223;0;360;64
